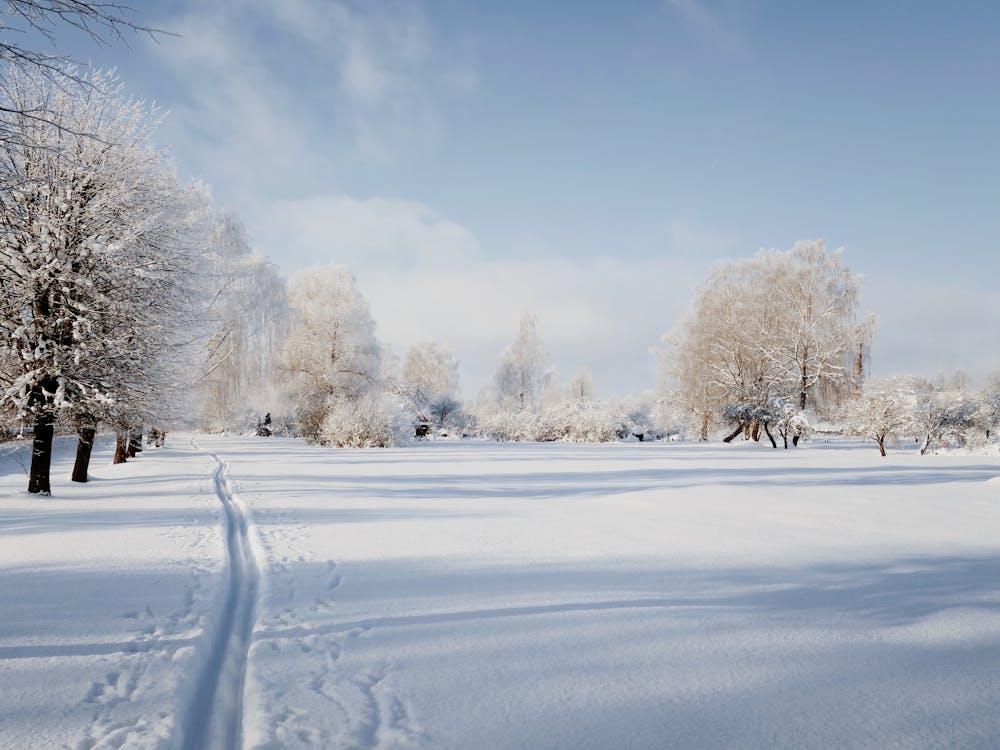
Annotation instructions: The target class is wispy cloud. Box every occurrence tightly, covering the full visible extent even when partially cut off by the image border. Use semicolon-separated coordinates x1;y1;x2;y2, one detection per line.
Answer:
145;0;475;201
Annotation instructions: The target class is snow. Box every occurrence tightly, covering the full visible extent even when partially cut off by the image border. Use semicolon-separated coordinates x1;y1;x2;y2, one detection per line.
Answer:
2;436;1000;748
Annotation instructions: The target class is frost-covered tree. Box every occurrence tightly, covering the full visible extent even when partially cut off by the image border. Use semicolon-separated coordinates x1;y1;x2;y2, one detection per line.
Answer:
665;255;783;441
839;376;917;456
565;369;594;402
911;379;987;454
198;210;289;432
401;340;460;426
663;241;868;443
493;311;547;413
977;372;1000;439
281;266;396;445
767;241;863;411
0;2;157;142
0;68;198;492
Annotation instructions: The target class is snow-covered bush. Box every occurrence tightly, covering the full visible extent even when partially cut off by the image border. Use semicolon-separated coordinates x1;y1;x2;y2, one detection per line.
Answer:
479;409;540;442
770;398;811;448
478;400;624;443
319;394;411;448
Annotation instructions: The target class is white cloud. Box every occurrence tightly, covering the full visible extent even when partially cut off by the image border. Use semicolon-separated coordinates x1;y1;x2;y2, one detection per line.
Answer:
257;194;482;270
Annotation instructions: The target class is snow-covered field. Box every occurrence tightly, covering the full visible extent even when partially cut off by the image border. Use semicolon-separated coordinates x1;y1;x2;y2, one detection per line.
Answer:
2;436;999;749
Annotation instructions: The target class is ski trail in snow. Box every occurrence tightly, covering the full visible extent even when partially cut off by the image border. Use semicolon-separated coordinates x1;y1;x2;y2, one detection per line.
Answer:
183;441;260;750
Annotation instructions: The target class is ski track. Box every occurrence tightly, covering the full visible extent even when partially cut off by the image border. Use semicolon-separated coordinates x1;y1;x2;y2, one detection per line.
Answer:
182;441;260;750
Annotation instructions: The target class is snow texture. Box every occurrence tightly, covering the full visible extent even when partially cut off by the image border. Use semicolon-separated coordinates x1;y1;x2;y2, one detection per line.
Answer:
2;436;1000;749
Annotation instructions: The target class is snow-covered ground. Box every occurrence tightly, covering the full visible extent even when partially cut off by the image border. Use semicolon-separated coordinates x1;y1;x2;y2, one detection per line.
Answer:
2;436;999;749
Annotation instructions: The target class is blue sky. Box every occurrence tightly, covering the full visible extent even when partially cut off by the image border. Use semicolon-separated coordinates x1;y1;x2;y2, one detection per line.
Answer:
39;0;1000;396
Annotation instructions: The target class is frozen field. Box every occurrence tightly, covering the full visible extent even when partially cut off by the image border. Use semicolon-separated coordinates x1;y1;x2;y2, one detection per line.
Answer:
2;436;999;749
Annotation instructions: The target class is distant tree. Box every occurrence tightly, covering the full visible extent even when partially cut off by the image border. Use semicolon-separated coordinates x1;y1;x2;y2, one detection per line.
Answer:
977;372;1000;439
565;369;594;402
839;377;917;456
428;395;463;431
912;380;984;454
493;311;547;413
281;266;384;443
198;210;289;432
401;341;460;420
768;241;864;411
663;241;869;443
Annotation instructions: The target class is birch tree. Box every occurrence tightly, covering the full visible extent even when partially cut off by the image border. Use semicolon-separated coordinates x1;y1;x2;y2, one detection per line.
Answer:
198;210;289;432
493;311;547;413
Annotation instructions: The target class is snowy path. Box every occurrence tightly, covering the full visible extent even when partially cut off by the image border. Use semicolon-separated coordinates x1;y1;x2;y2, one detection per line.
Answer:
182;443;260;750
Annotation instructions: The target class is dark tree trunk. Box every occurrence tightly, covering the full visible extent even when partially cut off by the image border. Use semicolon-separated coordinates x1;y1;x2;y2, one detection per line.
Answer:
114;433;128;464
762;421;777;448
700;412;710;441
750;420;761;442
28;410;55;494
792;433;800;447
877;436;886;457
126;428;142;458
781;430;789;449
72;425;97;483
799;354;809;410
722;423;745;443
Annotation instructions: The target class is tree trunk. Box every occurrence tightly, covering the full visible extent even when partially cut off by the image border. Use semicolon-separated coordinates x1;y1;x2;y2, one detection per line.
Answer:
28;410;55;494
762;421;777;448
799;351;809;410
781;430;789;449
877;436;886;457
792;433;800;447
700;412;709;441
71;425;97;483
114;433;128;464
750;420;761;442
126;428;142;458
722;422;745;443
